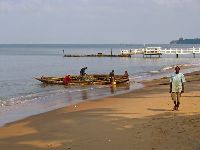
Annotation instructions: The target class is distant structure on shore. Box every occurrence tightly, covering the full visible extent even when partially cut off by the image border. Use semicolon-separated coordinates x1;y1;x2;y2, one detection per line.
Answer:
170;37;200;44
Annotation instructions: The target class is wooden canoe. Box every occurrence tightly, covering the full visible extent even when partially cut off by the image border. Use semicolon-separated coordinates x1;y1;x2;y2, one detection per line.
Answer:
35;74;129;86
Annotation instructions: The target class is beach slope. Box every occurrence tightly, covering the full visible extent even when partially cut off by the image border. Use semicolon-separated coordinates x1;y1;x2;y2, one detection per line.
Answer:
0;72;200;150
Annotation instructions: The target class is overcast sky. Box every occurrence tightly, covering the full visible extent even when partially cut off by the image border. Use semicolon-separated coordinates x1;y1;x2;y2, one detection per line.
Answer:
0;0;199;44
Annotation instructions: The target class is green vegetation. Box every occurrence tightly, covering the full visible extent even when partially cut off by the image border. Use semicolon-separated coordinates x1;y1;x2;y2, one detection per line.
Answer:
170;38;200;44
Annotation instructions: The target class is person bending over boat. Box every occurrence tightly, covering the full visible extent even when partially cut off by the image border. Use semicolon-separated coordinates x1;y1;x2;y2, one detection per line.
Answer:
80;67;87;77
64;75;71;85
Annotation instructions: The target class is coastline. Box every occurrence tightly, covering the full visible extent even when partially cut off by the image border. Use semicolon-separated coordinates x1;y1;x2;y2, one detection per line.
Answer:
0;71;200;150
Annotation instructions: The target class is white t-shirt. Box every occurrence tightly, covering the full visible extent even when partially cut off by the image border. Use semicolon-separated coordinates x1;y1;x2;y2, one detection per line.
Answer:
170;73;186;92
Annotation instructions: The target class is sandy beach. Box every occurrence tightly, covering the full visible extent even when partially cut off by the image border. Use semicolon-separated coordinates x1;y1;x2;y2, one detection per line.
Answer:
0;71;200;150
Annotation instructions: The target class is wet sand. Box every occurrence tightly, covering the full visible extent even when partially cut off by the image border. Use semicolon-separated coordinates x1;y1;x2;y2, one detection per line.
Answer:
0;71;200;150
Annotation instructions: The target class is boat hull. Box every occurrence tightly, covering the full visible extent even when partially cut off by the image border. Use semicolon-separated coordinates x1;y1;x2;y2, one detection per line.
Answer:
35;74;129;86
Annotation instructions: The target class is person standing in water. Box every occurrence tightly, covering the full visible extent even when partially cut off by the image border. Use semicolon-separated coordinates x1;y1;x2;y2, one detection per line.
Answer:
109;70;115;84
123;71;129;79
169;66;186;111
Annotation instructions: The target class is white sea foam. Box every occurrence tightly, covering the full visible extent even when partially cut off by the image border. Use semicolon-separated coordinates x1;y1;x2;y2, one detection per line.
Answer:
161;63;200;72
149;70;160;73
162;66;173;71
0;86;104;110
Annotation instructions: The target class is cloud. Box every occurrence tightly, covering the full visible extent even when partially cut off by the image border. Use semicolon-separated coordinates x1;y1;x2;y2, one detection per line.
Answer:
152;0;200;8
0;0;200;44
0;0;199;14
0;0;65;13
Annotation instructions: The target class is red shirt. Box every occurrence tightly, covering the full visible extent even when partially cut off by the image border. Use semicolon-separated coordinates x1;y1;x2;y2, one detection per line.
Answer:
64;76;71;84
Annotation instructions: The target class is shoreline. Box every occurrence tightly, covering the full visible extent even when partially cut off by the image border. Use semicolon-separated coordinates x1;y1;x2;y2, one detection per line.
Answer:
0;70;200;149
1;62;200;127
0;82;143;127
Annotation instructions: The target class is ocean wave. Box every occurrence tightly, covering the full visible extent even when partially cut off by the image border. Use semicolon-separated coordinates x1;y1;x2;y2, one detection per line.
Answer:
130;73;152;81
162;66;174;71
0;94;41;107
0;86;100;108
161;63;200;72
149;70;160;73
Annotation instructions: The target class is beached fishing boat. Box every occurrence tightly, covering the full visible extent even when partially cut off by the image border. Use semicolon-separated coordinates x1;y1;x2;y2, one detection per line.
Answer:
35;74;129;85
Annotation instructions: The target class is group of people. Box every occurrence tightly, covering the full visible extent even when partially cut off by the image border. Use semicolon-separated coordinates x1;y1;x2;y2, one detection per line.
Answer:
64;67;129;85
109;70;129;83
109;66;186;111
64;67;88;85
63;65;185;111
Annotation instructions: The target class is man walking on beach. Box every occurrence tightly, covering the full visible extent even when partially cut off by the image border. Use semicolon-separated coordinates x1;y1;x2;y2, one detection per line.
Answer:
170;66;186;111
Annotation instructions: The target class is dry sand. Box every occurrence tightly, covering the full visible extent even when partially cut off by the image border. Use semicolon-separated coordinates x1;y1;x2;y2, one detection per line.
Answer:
0;71;200;150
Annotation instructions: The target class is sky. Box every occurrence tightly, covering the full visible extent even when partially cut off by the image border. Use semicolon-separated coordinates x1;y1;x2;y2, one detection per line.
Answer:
0;0;200;44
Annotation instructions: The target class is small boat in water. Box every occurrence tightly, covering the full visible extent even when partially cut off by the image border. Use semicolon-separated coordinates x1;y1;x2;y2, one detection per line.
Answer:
35;74;129;86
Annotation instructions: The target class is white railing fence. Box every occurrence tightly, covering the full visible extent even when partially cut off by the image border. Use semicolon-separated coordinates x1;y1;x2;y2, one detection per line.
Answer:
121;47;200;55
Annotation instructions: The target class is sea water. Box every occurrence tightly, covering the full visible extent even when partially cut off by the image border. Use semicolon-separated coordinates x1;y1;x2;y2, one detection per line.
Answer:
0;44;200;126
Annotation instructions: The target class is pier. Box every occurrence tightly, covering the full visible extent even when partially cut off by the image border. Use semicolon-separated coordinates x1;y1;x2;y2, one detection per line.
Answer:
64;54;131;58
121;47;200;58
63;47;200;58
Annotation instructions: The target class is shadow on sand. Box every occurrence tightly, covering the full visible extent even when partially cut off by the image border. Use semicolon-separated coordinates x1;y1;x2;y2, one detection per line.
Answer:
0;107;200;150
